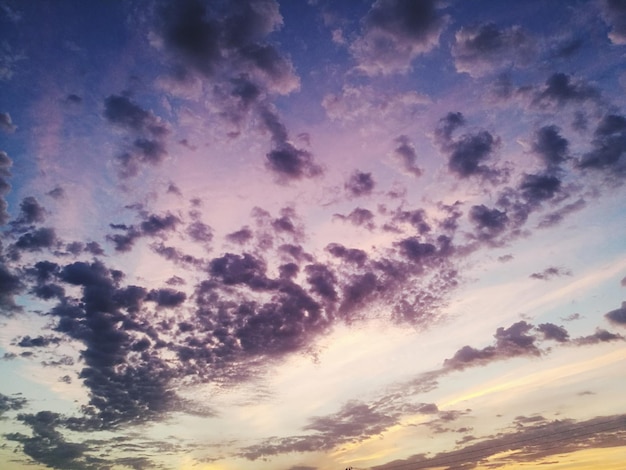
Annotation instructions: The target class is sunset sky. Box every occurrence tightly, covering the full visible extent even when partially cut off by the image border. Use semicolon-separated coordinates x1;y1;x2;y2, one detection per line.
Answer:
0;1;625;469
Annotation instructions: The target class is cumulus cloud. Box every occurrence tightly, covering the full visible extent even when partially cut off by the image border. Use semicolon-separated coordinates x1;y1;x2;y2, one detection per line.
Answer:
531;125;569;169
0;111;16;133
0;150;13;225
452;23;536;77
260;107;323;182
345;170;375;197
434;112;502;180
578;113;626;172
529;266;571;280
600;0;626;45
350;0;446;75
605;301;626;326
103;94;170;178
390;135;423;177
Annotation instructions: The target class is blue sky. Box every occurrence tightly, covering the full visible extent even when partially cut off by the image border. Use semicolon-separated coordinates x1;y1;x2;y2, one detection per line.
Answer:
0;1;625;469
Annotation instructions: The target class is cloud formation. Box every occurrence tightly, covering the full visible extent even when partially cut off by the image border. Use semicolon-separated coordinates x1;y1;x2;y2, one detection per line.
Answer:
351;0;445;75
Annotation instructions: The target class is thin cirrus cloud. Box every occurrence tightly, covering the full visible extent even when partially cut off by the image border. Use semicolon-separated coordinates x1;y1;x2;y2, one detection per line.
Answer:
0;1;625;469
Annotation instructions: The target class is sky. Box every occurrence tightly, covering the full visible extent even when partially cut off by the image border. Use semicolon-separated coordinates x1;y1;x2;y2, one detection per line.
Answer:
0;0;625;469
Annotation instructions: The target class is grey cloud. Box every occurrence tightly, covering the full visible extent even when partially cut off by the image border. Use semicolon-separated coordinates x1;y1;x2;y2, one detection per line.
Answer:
397;237;436;263
605;301;626;326
239;400;398;460
444;321;540;370
372;414;626;470
17;335;61;348
350;0;445;75
13;227;57;252
0;392;26;417
186;221;213;244
537;198;586;229
6;411;97;470
0;150;13;225
334;207;375;229
578;113;626;172
16;196;46;224
519;173;561;204
261;107;323;182
226;226;253;244
453;23;536;77
146;288;186;308
103;95;169;178
573;328;624;345
391;135;423;177
345;170;375;197
448;131;499;178
533;72;600;108
601;0;626;44
305;263;338;302
435;114;501;180
326;243;367;267
469;204;508;241
536;323;569;342
47;186;65;199
529;266;571;280
531;125;569;168
0;111;16;133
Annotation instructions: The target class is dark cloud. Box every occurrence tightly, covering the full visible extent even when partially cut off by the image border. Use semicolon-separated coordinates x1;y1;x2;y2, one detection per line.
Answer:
0;111;16;133
140;213;179;235
605;301;626;326
533;72;600;108
351;0;445;75
103;95;169;178
531;125;569;168
345;170;375;197
537;198;586;229
334;207;375;229
13;227;57;252
435;112;465;144
519;173;561;204
550;36;584;59
17;335;62;348
397;237;436;262
0;392;26;416
240;400;398;460
435;113;501;180
160;0;222;76
390;208;431;234
444;321;540;370
469;204;508;240
261;107;323;182
536;323;569;342
6;411;99;470
372;414;626;470
226;226;254;244
0;150;13;225
529;266;571;280
601;0;626;44
0;262;22;312
452;23;535;76
447;131;499;179
47;186;65;199
326;243;367;267
573;328;624;345
146;288;186;308
305;264;338;302
16;196;46;224
578;113;626;172
391;135;422;177
104;95;167;136
186;220;213;244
